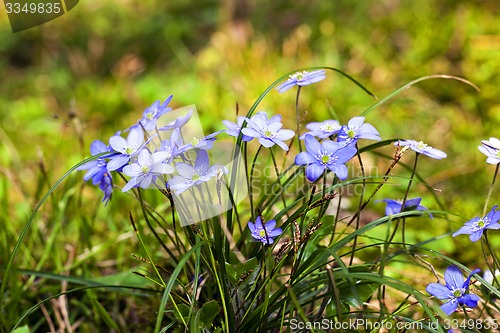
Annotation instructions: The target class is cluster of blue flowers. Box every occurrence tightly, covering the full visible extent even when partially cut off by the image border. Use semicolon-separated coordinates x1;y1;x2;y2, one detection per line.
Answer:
78;96;228;205
79;69;499;318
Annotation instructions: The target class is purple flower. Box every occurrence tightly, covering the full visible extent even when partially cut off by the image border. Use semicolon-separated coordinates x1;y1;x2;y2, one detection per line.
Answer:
78;140;115;185
452;206;500;242
159;128;184;163
168;150;227;194
99;173;113;205
130;96;173;131
395;140;447;160
276;70;326;93
179;131;222;152
426;266;481;315
295;134;357;182
299;120;341;139
378;197;432;218
338;116;381;144
159;108;193;131
107;127;145;171
478;137;500;164
248;216;282;244
241;112;295;151
222;116;252;142
122;149;174;192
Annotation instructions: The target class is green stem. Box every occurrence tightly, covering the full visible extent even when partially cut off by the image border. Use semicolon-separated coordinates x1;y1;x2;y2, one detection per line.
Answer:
483;163;499;216
295;86;303;151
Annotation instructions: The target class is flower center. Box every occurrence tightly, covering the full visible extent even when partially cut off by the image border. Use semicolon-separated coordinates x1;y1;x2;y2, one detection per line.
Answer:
259;229;266;237
347;129;356;138
452;289;463;298
416;141;428;150
321;155;331;164
191;137;201;146
291;71;307;81
192;174;201;182
496;151;500;158
141;166;150;173
320;123;337;132
476;218;486;228
125;147;134;155
146;112;154;120
264;129;274;138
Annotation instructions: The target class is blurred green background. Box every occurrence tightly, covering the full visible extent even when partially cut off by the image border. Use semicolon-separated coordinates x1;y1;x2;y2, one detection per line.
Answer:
1;0;500;330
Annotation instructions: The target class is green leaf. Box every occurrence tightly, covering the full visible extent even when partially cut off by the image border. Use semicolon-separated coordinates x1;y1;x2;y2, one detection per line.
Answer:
90;297;119;330
198;300;220;328
11;326;30;333
339;282;380;308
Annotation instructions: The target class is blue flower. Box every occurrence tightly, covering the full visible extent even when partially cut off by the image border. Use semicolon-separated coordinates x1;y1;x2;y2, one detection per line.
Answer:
168;150;227;194
426;266;481;315
452;205;500;242
276;70;326;93
295;134;357;182
378;197;432;218
248;216;282;244
99;173;113;205
223;116;252;142
338;116;381;144
130;95;173;131
107;127;145;171
159;128;184;163
122;149;175;192
478;137;500;164
395;140;447;159
78;140;115;185
159;108;193;131
299;120;341;139
179;131;222;152
241;112;295;151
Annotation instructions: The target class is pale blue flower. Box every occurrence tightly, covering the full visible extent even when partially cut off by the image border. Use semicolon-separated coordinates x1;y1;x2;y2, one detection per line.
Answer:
223;116;252;142
241;112;295;151
395;140;447;159
479;137;500;164
168;150;227;194
122;149;174;192
452;206;500;242
426;266;481;315
299;120;341;139
338;116;381;144
295;134;357;182
107;127;145;171
276;70;326;93
248;216;282;244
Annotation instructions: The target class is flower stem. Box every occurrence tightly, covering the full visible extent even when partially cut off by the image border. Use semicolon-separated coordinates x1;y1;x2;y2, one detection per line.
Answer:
482;163;499;216
295;86;303;152
350;143;365;265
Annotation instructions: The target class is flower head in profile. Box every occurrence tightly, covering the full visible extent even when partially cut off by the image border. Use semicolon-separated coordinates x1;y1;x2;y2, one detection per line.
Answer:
131;95;173;131
337;116;381;144
78;140;115;185
99;173;113;205
452;205;500;242
426;266;481;315
295;134;357;182
159;108;193;131
223;116;252;142
168;150;227;194
395;140;447;159
378;197;432;218
248;216;282;244
122;149;174;192
107;127;146;171
276;69;326;93
299;120;341;139
478;137;500;164
241;112;295;151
